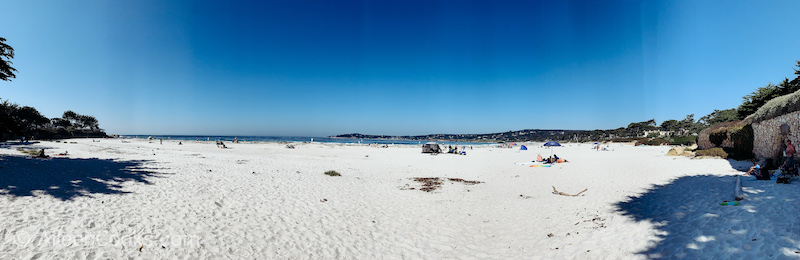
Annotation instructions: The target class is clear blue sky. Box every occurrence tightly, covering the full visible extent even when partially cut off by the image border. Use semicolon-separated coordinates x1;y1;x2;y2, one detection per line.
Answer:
2;1;799;136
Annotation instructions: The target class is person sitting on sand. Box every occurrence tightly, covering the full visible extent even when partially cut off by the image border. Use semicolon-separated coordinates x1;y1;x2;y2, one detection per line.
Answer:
552;154;568;163
745;162;760;176
536;154;543;162
35;149;48;158
545;156;555;164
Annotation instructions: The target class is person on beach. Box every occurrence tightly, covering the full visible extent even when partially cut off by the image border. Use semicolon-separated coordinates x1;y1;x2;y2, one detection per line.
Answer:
786;140;795;167
745;162;760;176
536;154;543;162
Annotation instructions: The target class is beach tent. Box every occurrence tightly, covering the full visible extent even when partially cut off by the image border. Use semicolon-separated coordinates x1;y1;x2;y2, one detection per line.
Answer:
520;145;528;150
422;142;442;153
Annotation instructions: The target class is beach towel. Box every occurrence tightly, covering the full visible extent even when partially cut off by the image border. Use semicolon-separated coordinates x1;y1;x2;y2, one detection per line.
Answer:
516;162;546;165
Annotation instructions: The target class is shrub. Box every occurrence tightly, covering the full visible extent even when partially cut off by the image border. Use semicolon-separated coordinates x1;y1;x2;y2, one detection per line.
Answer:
752;89;800;123
635;138;667;146
696;148;728;158
728;124;754;160
709;131;727;147
668;136;697;146
324;170;341;177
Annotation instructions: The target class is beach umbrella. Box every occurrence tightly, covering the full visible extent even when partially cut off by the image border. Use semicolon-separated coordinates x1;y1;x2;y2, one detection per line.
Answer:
543;141;561;157
543;141;561;147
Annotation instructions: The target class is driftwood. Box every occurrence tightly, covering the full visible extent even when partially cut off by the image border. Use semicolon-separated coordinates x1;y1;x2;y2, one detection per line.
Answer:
734;175;744;201
552;186;588;197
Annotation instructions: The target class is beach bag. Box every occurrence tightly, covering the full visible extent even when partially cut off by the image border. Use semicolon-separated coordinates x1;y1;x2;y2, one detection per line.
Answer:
756;169;771;180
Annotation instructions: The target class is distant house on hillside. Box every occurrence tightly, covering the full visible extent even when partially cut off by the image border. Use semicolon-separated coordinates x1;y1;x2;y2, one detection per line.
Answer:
642;130;672;138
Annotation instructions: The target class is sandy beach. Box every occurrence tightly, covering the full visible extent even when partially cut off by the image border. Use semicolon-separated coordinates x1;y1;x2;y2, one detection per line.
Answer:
1;138;799;259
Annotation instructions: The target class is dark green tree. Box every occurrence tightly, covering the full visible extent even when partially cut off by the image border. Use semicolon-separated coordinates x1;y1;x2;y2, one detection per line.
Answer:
0;37;16;82
78;115;99;130
677;114;700;135
737;82;781;119
62;110;82;128
737;61;800;119
0;100;19;135
0;101;48;137
627;119;657;137
13;106;49;129
698;109;738;126
660;119;679;132
51;118;72;128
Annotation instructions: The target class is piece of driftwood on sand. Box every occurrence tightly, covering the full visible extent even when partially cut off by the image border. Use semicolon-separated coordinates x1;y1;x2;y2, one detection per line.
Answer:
552;186;588;197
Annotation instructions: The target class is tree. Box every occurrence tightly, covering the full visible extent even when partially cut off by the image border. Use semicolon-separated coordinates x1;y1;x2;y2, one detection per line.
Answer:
737;61;800;119
0;37;16;82
737;82;782;119
62;110;78;121
0;99;20;134
677;114;699;135
60;110;100;130
13;106;49;129
660;119;679;132
78;115;99;130
51;118;72;128
698;109;738;126
627;119;657;137
0;101;48;136
62;110;82;128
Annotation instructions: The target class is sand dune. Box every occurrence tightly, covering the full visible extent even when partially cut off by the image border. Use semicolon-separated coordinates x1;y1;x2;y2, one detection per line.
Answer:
1;139;798;259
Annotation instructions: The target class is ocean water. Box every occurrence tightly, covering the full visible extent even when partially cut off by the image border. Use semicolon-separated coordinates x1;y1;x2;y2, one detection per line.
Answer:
119;135;493;146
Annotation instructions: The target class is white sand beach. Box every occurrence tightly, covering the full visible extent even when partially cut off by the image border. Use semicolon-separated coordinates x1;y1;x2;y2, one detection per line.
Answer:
1;139;799;259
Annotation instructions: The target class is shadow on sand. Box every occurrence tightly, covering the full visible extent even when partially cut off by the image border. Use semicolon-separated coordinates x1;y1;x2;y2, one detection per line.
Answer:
614;171;800;258
0;154;164;201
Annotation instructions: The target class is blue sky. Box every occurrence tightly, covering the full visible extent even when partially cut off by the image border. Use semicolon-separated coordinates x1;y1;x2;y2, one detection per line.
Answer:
2;1;799;136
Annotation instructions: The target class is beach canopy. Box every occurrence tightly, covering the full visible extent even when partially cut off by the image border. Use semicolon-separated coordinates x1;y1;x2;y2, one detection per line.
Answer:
520;145;528;150
543;141;561;147
543;141;561;157
422;142;442;153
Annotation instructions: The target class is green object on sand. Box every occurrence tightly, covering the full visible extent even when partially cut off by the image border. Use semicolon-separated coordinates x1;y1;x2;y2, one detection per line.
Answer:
720;201;739;206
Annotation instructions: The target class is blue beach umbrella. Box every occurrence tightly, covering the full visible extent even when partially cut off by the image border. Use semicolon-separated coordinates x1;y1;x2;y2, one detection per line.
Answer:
543;141;561;147
543;141;561;157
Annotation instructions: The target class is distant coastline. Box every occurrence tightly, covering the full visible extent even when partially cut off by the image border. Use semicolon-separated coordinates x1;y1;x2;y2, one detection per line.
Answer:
119;135;493;145
331;129;587;143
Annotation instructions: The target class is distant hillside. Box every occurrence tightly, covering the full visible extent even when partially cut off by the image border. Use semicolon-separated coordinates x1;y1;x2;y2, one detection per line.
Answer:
331;129;589;142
